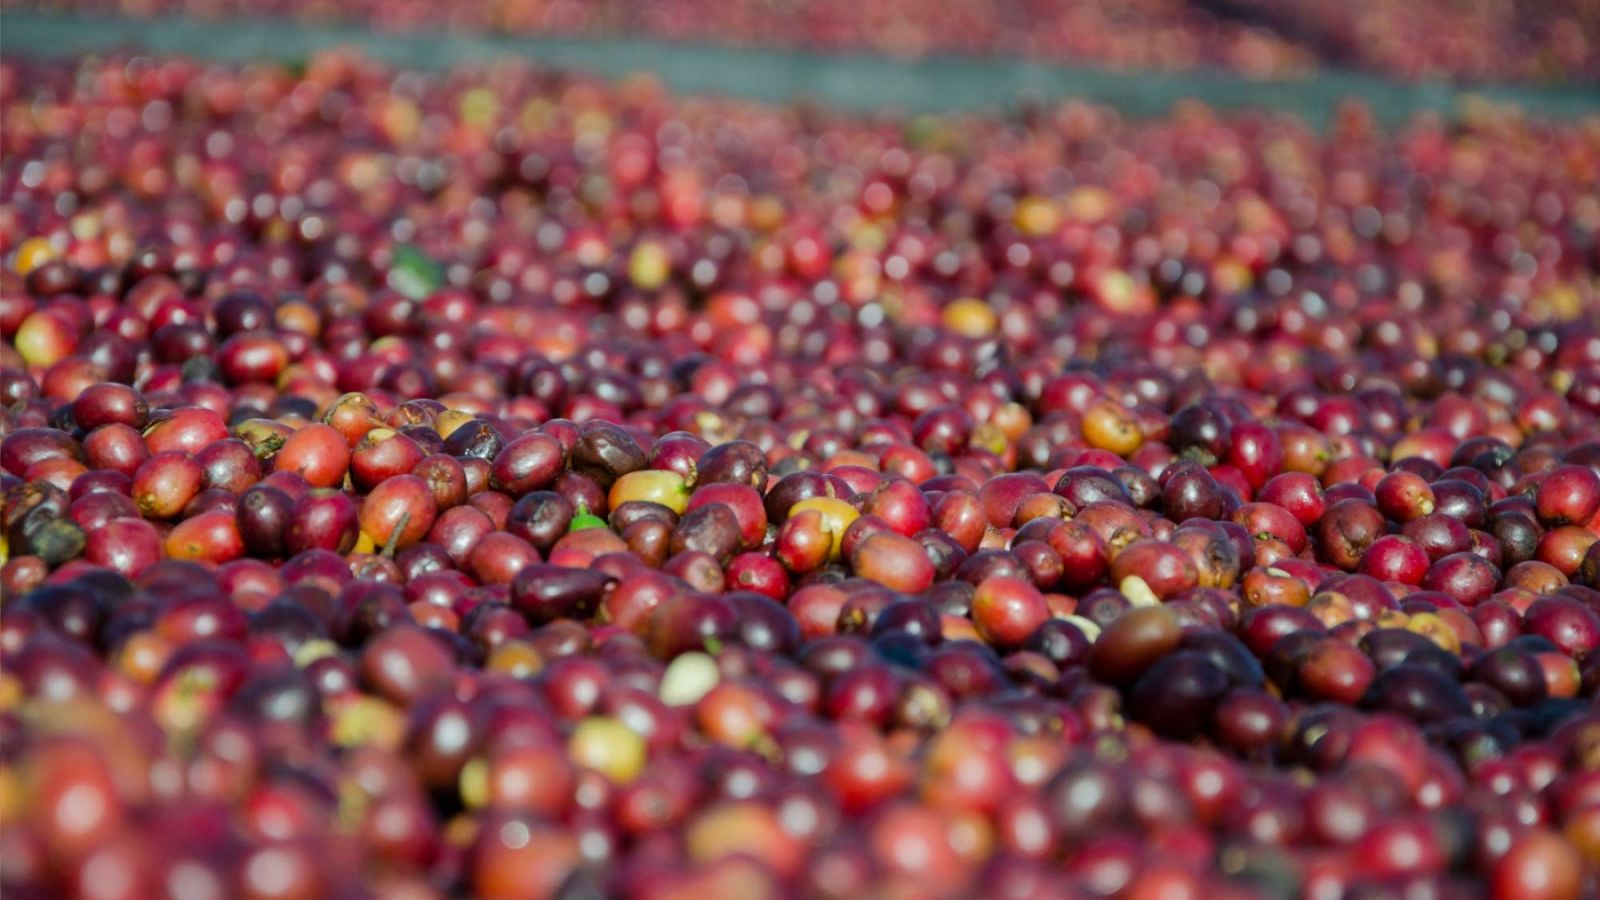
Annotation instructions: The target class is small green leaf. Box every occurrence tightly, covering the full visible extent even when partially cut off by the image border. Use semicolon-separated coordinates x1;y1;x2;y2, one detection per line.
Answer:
388;244;442;301
569;504;608;532
702;635;723;656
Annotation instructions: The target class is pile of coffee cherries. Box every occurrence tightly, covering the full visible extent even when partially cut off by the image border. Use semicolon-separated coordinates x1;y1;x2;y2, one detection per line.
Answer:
3;52;1600;899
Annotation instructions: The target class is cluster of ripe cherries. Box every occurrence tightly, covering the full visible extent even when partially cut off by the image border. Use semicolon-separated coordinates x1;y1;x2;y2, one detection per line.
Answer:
3;52;1600;899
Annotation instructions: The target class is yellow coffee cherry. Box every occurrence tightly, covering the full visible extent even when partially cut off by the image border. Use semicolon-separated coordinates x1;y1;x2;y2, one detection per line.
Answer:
568;716;646;785
787;497;859;560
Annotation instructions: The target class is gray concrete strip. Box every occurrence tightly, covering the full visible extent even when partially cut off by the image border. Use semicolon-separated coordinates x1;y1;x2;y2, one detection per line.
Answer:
3;10;1598;127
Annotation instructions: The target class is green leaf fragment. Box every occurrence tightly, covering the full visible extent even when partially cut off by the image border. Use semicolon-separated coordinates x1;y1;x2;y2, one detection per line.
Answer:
388;244;442;300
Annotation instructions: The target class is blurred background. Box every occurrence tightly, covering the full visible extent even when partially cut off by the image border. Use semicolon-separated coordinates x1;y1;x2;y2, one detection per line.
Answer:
5;0;1598;84
4;0;1598;131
